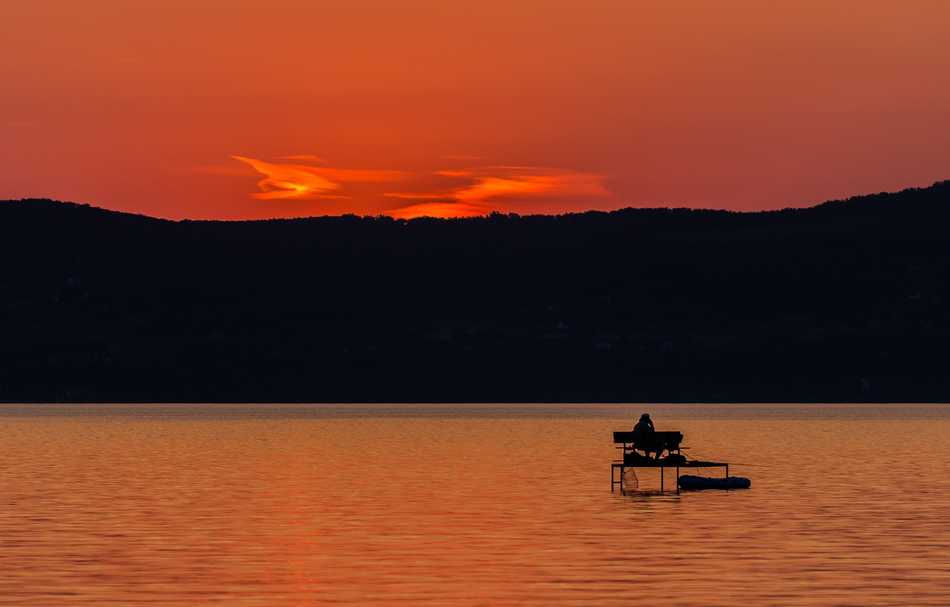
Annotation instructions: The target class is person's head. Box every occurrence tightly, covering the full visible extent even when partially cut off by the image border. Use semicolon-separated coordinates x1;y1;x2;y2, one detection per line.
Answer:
640;413;650;421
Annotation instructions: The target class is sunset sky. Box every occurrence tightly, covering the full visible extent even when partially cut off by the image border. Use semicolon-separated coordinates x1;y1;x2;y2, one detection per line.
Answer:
2;1;949;219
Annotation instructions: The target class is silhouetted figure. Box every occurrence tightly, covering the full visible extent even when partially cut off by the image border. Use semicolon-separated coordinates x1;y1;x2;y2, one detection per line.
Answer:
633;413;654;435
632;413;663;459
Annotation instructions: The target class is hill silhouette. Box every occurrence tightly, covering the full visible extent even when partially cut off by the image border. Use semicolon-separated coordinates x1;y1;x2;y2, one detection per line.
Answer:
2;182;949;402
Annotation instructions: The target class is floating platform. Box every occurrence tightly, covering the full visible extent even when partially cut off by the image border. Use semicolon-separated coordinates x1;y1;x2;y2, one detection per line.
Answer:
611;430;738;494
610;459;731;493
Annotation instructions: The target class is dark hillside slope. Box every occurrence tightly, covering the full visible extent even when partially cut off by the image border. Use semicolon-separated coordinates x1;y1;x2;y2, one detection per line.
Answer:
2;182;949;402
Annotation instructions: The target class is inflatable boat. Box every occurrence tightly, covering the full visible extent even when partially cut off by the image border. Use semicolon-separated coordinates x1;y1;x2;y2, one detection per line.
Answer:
677;475;751;490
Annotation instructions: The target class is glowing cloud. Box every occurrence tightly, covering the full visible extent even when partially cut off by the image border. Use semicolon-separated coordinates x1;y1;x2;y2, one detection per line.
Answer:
384;166;610;217
470;168;608;200
386;202;490;220
232;156;405;201
227;155;612;218
281;154;325;162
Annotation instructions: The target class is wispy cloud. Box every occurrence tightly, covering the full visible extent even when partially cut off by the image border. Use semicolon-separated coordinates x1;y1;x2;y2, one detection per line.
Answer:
224;155;612;218
232;155;405;201
233;156;340;200
384;166;610;218
452;168;609;202
280;154;325;163
386;202;491;220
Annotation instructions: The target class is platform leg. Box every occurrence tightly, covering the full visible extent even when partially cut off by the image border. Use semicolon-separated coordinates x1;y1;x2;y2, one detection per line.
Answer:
661;466;664;492
725;464;729;479
676;466;680;495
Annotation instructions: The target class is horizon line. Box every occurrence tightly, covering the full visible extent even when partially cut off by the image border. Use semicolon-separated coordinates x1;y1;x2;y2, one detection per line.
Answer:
2;179;947;224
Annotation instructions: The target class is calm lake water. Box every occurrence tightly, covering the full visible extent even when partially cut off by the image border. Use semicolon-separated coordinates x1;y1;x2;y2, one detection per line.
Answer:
0;404;948;605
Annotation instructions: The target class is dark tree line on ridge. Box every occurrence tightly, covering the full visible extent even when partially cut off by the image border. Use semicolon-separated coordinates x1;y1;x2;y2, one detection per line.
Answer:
1;181;949;402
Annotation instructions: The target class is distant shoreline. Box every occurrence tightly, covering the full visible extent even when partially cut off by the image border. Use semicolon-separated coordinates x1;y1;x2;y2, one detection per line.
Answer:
3;181;949;403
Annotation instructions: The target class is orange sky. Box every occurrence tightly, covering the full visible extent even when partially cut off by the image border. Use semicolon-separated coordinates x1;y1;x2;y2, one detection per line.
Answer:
2;1;949;219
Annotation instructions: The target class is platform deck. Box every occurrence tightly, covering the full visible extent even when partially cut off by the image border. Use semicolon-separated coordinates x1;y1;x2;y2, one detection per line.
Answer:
618;460;727;468
611;460;731;493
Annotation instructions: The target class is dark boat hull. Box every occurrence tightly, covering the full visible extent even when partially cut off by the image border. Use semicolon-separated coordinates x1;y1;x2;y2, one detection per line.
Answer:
678;475;751;490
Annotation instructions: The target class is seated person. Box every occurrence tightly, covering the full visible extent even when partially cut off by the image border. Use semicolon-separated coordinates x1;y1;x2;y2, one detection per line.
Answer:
632;413;663;459
632;413;654;436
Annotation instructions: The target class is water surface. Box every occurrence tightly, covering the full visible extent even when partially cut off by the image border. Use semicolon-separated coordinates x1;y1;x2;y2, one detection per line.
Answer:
1;404;948;605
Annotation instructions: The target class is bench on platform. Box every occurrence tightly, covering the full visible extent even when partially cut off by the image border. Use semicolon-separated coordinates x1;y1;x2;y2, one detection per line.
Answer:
611;431;729;493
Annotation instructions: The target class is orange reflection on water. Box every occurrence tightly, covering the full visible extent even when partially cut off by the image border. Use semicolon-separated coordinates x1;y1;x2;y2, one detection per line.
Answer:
1;404;949;605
